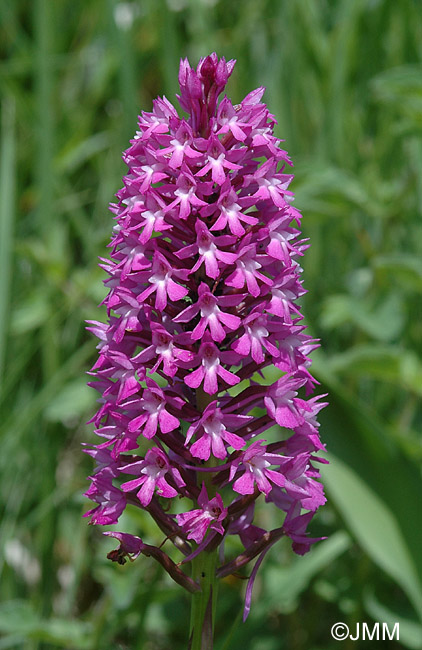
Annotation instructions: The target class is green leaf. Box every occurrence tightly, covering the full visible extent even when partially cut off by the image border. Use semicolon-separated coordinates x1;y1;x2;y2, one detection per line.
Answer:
372;254;422;291
56;132;110;173
0;601;93;649
294;165;379;218
29;618;93;648
0;97;16;385
0;635;27;649
371;64;422;120
320;292;405;341
44;378;96;424
325;344;422;396
10;292;51;335
320;455;422;622
0;600;38;635
364;588;422;650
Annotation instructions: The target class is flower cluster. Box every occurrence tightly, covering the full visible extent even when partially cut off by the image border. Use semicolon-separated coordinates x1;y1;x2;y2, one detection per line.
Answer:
85;53;327;617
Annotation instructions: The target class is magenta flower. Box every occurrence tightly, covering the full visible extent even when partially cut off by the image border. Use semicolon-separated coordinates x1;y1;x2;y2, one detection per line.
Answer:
84;471;126;526
135;322;194;378
227;504;266;548
158;120;203;169
176;484;227;544
137;250;189;310
85;53;327;646
120;447;185;506
184;335;240;394
232;309;279;363
104;531;145;563
229;440;288;496
125;378;180;439
176;219;237;279
130;195;171;245
174;282;241;342
226;242;272;297
208;179;259;236
196;135;242;184
282;506;326;556
264;374;306;428
163;167;207;219
185;401;248;460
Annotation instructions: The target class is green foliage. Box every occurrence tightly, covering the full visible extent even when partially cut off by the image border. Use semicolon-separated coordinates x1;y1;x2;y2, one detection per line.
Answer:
0;0;420;648
320;456;422;620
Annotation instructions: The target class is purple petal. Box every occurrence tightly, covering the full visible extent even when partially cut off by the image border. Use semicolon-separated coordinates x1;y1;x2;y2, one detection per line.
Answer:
158;409;179;433
233;471;255;495
191;434;212;460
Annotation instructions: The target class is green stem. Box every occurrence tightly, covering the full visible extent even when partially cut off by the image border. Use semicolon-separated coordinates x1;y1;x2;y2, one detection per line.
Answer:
189;547;218;650
190;385;219;648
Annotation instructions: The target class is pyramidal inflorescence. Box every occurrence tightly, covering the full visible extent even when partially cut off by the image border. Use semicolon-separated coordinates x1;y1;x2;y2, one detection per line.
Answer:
84;53;327;620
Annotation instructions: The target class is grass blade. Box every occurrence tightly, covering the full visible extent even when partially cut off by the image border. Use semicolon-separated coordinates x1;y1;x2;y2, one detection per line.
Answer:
0;98;16;387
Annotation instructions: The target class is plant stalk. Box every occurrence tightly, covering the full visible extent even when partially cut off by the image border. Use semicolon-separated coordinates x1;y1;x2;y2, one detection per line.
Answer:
189;546;218;650
189;385;219;648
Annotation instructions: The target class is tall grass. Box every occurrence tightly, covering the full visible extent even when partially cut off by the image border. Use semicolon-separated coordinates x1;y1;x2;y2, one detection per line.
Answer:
0;1;421;648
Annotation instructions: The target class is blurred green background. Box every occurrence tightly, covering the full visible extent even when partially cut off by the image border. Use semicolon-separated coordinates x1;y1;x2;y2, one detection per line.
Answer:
1;0;421;648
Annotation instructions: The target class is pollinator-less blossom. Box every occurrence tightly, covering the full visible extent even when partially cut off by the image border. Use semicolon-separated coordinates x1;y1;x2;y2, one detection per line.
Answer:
85;53;327;649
